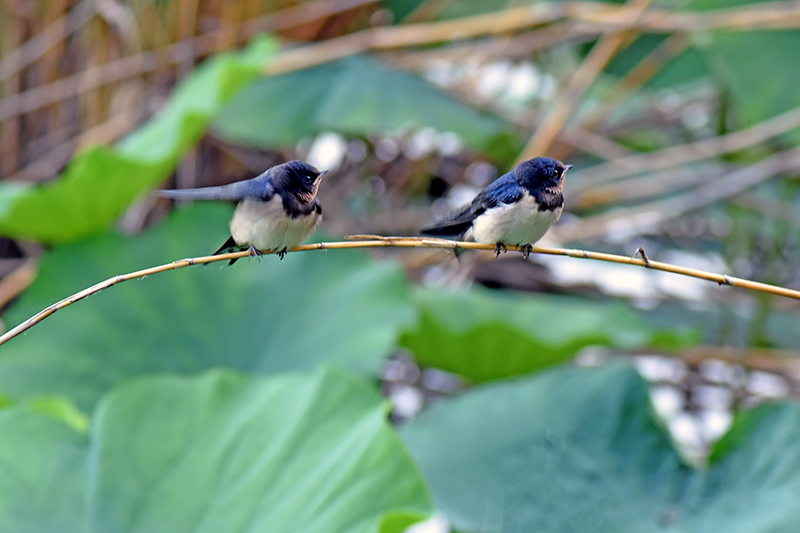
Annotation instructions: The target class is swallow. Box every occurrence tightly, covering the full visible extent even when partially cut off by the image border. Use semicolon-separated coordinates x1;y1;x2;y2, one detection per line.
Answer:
155;160;326;264
421;157;572;259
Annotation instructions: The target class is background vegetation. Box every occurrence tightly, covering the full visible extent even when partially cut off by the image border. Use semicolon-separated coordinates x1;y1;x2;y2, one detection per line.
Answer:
2;0;800;531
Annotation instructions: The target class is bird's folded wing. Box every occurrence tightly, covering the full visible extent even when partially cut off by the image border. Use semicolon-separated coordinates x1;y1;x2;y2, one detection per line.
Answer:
154;173;275;201
421;175;522;236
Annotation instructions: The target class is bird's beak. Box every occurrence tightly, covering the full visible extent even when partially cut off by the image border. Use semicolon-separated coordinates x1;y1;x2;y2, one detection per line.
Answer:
564;164;574;172
316;169;330;183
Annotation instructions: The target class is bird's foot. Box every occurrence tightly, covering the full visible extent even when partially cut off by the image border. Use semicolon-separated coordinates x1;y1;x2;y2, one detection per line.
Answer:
247;245;263;262
277;248;287;260
520;244;533;260
494;243;508;258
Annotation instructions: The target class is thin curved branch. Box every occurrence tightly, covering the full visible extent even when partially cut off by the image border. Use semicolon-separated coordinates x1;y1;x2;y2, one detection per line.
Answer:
1;236;799;348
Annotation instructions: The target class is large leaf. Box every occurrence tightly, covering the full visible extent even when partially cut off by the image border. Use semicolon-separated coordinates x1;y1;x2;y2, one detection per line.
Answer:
399;287;694;383
0;204;414;411
402;363;800;533
0;406;87;533
0;367;432;532
212;55;519;157
0;38;276;244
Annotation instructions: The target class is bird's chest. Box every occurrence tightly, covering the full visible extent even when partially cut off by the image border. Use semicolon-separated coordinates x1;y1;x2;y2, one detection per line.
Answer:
470;194;562;245
230;197;319;250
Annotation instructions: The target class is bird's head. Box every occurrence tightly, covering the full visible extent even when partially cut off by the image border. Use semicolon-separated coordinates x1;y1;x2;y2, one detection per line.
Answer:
515;157;572;193
275;160;328;204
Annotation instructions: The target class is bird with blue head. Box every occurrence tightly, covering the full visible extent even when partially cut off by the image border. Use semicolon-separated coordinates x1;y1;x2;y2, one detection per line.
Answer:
421;157;572;258
155;160;326;264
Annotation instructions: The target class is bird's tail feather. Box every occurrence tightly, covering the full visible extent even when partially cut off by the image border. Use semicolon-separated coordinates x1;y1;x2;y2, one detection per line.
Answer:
420;223;470;257
420;220;472;238
212;235;241;266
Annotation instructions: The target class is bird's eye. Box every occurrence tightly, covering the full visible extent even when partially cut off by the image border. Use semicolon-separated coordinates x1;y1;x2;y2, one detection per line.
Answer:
304;175;313;183
551;168;559;177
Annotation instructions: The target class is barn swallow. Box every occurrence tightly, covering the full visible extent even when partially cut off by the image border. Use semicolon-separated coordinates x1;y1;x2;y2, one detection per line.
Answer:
421;157;571;259
155;160;326;264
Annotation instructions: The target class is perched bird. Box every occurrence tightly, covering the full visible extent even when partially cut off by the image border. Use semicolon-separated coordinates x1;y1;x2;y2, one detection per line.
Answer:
421;157;572;258
155;160;326;264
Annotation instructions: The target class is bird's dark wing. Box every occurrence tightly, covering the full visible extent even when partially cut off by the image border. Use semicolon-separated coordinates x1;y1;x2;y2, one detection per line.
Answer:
421;171;522;236
480;171;524;208
154;169;275;201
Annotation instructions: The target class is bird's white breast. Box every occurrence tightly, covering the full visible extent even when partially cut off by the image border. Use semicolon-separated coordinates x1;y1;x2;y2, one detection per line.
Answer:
230;196;320;252
466;192;561;246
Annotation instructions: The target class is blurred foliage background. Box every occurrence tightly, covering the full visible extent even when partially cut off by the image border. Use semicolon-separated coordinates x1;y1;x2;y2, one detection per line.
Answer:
2;0;800;531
